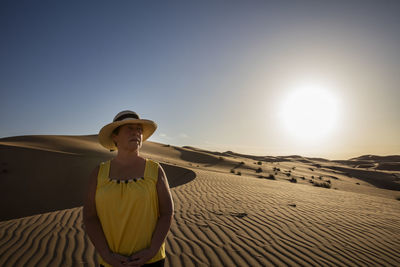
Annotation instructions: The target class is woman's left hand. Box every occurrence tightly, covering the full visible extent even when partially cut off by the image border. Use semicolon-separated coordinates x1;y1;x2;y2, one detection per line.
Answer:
124;248;157;266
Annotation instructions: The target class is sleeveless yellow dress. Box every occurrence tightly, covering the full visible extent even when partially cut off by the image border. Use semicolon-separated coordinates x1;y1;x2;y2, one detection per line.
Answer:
95;158;166;266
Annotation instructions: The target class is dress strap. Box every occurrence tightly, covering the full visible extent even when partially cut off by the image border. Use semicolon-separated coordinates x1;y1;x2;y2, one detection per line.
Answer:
97;160;110;187
144;159;159;182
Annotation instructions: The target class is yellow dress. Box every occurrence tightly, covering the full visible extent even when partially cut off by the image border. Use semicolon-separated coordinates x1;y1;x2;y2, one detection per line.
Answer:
95;158;166;266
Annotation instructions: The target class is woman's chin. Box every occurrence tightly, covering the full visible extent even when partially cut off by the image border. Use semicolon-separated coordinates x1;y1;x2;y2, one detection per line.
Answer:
127;143;141;151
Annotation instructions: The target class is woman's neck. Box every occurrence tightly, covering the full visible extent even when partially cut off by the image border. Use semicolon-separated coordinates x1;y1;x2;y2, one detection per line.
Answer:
114;149;142;165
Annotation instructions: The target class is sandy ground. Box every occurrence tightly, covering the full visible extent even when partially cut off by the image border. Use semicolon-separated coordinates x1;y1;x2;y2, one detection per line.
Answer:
0;135;399;266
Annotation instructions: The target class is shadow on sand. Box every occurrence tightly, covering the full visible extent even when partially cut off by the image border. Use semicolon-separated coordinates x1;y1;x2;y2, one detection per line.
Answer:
0;144;195;221
161;163;196;188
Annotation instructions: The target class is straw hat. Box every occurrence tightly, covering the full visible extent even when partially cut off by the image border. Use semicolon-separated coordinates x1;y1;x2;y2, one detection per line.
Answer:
98;110;157;151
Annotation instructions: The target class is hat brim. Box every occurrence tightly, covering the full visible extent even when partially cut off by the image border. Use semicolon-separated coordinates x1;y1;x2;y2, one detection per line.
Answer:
98;119;157;150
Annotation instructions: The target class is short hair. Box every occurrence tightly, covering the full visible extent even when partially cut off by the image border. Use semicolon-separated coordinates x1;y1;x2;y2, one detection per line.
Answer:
112;126;121;147
113;126;121;135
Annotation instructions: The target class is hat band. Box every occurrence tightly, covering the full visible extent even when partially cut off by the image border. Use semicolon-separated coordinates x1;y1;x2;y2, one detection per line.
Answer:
114;113;139;122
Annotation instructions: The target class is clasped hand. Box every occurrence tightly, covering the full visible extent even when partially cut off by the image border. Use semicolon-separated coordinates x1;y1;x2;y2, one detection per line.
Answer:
108;248;157;267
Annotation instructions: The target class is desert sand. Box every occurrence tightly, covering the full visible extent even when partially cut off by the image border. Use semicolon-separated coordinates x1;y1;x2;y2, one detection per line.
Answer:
0;135;399;266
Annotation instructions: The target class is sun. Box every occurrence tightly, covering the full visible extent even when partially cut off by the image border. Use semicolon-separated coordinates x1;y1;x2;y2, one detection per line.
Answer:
278;85;340;142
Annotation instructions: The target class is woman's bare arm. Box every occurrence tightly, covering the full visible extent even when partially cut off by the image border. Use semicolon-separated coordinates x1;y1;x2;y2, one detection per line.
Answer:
150;164;174;251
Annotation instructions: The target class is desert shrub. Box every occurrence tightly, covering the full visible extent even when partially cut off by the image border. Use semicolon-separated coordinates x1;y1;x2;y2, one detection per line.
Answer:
240;161;245;165
286;173;291;177
311;176;314;179
289;178;297;183
257;161;262;165
326;180;331;184
268;174;276;180
230;169;235;174
319;176;322;180
309;168;314;171
273;167;280;171
301;176;305;180
313;182;331;189
292;167;296;170
256;167;263;173
237;171;242;176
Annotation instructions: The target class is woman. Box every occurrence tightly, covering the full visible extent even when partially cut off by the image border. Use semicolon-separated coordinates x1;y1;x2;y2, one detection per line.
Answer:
83;110;174;267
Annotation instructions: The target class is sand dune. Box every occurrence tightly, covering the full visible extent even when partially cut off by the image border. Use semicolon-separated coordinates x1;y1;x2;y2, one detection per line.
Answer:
1;135;400;266
334;154;400;171
0;135;105;155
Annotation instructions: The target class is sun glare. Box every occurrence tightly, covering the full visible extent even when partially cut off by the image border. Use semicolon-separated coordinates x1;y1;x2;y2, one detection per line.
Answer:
279;85;340;142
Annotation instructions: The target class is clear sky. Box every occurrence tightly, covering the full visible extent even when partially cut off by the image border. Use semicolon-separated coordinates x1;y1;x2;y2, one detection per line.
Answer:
1;1;399;160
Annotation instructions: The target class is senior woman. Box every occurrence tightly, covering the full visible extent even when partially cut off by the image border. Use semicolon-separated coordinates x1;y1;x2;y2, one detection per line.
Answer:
83;110;174;267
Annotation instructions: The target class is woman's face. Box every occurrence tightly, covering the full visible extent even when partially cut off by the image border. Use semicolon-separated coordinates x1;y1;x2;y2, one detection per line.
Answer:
112;123;143;151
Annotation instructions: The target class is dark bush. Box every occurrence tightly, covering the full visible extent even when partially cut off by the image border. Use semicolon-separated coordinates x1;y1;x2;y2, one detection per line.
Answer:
313;182;331;189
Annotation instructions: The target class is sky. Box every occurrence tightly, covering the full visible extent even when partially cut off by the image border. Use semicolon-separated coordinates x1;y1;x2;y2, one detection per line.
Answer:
1;1;399;160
